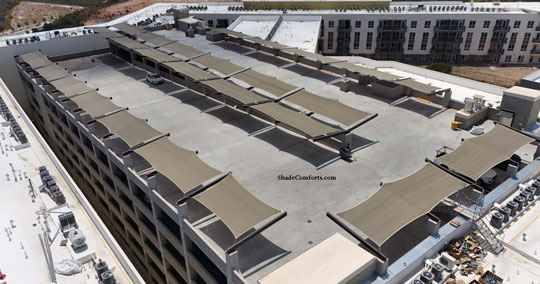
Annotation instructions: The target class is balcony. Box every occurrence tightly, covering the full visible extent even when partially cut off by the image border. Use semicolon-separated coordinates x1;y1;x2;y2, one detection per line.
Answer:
376;37;406;43
375;47;404;53
536;26;540;31
532;38;540;43
431;48;461;54
434;25;466;32
432;37;463;43
531;49;540;54
488;48;505;54
378;25;407;32
493;25;510;31
337;25;351;31
491;37;508;43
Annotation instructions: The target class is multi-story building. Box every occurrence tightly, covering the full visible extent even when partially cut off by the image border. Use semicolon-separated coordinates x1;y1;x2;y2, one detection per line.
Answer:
187;1;540;65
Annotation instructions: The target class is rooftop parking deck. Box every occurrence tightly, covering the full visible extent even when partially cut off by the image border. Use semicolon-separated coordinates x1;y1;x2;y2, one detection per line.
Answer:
55;30;496;281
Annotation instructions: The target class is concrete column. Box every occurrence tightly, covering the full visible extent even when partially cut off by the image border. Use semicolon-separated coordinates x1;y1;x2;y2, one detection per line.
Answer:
293;54;300;63
103;137;115;149
442;90;452;108
534;145;540;159
427;218;440;236
147;174;157;191
340;79;351;92
507;163;518;178
376;257;388;276
129;51;135;65
123;153;133;168
226;251;239;284
470;188;483;204
316;61;323;70
176;203;194;283
340;133;353;160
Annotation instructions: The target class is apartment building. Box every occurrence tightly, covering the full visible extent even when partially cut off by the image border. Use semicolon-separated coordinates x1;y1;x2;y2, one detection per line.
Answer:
186;1;540;65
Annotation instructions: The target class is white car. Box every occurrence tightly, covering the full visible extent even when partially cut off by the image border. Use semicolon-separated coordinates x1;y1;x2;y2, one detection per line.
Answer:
479;169;498;185
145;73;163;85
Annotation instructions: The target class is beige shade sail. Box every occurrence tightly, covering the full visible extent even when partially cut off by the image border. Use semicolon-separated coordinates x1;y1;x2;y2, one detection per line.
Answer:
191;54;244;75
162;61;218;81
97;110;162;147
284;90;371;126
337;163;467;246
34;64;70;82
244;37;288;49
215;28;251;39
436;125;534;180
394;79;439;95
232;70;296;97
283;48;337;64
201;79;266;106
134;48;178;63
135;137;221;194
250;103;339;139
334;62;400;81
68;91;121;118
110;37;149;50
113;22;148;36
137;32;173;46
50;76;94;97
19;51;52;69
194;174;281;238
91;27;123;38
161;42;205;59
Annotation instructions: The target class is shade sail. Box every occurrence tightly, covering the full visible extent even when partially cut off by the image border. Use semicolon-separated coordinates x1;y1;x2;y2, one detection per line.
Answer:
245;37;288;49
19;51;52;68
91;27;123;38
250;103;339;139
69;91;121;118
137;32;173;46
232;70;296;97
283;48;337;64
135;137;221;193
161;42;205;59
191;54;244;75
284;90;371;126
134;48;178;63
34;64;70;82
113;22;148;36
110;37;149;49
194;174;281;238
394;79;439;95
201;79;266;106
334;62;400;81
337;163;467;246
50;76;94;97
216;28;251;39
97;110;162;147
163;61;218;81
436;125;534;180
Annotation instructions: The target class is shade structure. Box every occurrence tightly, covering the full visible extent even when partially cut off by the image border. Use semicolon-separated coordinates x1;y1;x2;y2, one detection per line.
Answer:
135;137;221;193
215;28;251;39
96;110;162;147
201;79;267;106
244;36;288;49
161;42;205;59
284;90;371;126
232;70;296;97
113;22;148;36
194;174;281;238
19;51;52;69
162;61;218;81
337;163;467;246
394;78;439;95
334;62;400;81
191;54;244;75
34;64;70;82
137;32;173;46
50;76;94;97
436;125;534;180
282;48;338;64
68;91;121;118
250;103;340;139
134;48;178;63
91;27;123;38
110;37;149;50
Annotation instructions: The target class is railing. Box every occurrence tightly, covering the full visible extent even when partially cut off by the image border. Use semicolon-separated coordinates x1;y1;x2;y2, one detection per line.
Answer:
434;25;466;32
488;48;505;54
377;25;407;31
431;48;461;54
432;37;463;43
493;25;510;31
376;37;406;42
491;37;508;43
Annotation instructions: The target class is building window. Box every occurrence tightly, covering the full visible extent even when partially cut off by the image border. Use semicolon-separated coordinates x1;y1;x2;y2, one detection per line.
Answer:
507;43;515;51
527;21;535;29
407;32;415;50
327;32;334;49
514;21;521;29
483;21;490;28
464;32;473;50
366;32;373;49
207;20;213;27
420;32;428;50
521;43;528;51
368;21;374;28
328;21;334;28
353;32;360;49
424;21;431;29
411;21;417;28
469;21;476;28
510;32;518;41
505;55;511;62
478;32;487;51
355;21;361;28
518;55;524;62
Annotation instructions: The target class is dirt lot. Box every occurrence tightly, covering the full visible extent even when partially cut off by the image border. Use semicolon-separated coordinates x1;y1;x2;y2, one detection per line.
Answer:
451;65;538;88
86;0;238;25
10;1;83;28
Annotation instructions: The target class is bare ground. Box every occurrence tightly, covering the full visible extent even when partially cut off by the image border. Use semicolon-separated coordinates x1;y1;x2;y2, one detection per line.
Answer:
451;65;538;88
10;1;83;28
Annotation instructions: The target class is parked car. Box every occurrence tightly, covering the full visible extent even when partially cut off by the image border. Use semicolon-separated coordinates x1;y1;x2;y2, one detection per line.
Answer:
478;169;498;185
145;73;163;85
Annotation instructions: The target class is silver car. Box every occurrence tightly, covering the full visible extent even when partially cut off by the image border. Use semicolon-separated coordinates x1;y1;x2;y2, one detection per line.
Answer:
145;73;163;85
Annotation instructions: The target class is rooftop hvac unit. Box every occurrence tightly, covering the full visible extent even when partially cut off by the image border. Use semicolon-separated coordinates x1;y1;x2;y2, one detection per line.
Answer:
431;263;444;281
95;260;108;280
438;252;456;270
498;206;510;222
68;229;86;250
101;271;116;284
420;271;434;283
506;200;518;216
464;97;474;112
411;280;424;284
525;187;536;201
58;212;77;231
514;196;525;211
490;212;504;229
519;191;531;206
